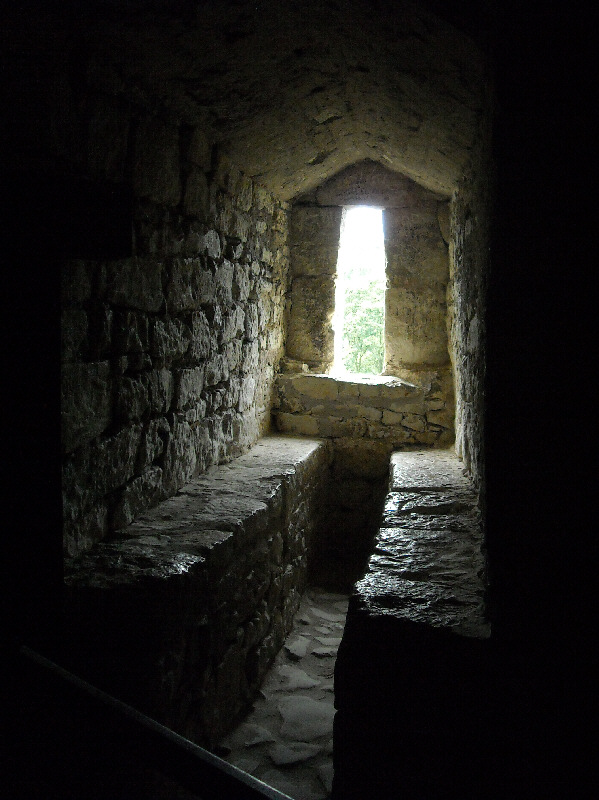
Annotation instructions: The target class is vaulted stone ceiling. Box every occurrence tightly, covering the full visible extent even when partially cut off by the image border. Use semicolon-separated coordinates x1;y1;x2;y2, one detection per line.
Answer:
20;0;489;201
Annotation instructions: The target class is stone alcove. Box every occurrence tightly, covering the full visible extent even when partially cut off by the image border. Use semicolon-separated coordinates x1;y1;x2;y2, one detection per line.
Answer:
275;160;456;451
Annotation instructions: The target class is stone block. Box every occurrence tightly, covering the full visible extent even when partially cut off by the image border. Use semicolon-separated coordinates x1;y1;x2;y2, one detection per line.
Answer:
61;361;112;453
133;117;181;206
151;318;190;363
167;258;203;312
137;417;170;470
222;305;245;342
214;260;234;306
176;366;205;410
105;259;164;312
225;339;243;372
112;310;149;356
292;374;338;400
115;375;149;422
112;467;164;530
189;310;211;360
204;353;229;387
63;501;108;558
286;275;335;365
275;413;319;437
147;368;174;414
382;409;404;426
385;286;449;368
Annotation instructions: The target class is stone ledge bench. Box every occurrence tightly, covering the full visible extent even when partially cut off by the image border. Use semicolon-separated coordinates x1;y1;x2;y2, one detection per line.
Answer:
333;450;491;799
63;435;332;748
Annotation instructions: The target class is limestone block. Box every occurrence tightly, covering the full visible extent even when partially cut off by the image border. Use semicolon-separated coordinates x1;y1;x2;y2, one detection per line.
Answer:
381;409;404;426
61;361;112;452
244;304;259;340
232;263;251;303
63;501;108;558
147;369;174;415
385;286;449;368
318;416;367;438
235;174;254;213
115;375;149;422
241;340;260;374
167;258;204;312
133;117;181;206
137;417;170;470
292;374;338;400
201;230;222;260
286;275;335;365
215;261;234;306
112;467;164;530
289;206;342;277
225;339;243;372
275;412;319;437
151;318;190;363
61;308;88;361
161;418;198;493
401;413;426;432
222;305;245;342
185;313;209;363
176;366;205;410
426;408;453;428
238;376;257;412
205;353;229;387
112;309;149;356
105;258;164;312
89;303;113;359
183;167;209;219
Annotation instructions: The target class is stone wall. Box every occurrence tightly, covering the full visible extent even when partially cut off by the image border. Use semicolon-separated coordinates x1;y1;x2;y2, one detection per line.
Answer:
60;88;289;558
448;92;493;490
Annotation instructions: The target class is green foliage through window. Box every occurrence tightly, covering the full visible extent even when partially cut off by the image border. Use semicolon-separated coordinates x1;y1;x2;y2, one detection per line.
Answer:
340;281;384;374
333;206;386;375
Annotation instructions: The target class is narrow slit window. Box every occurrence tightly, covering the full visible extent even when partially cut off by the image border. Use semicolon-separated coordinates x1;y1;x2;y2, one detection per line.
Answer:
332;206;386;376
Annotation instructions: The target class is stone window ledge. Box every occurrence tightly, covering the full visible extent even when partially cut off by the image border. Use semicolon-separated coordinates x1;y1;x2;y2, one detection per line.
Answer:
273;372;454;446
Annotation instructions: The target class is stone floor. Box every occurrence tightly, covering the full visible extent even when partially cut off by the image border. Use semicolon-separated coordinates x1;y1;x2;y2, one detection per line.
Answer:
216;587;350;800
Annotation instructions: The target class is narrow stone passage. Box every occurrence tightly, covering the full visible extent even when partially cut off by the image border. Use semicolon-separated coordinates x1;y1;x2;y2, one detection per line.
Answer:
217;588;349;800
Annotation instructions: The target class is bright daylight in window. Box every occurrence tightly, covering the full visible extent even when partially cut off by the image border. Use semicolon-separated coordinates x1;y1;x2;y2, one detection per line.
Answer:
332;206;386;376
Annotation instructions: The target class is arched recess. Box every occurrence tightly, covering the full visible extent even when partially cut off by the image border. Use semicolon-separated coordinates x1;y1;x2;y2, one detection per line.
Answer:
276;160;455;449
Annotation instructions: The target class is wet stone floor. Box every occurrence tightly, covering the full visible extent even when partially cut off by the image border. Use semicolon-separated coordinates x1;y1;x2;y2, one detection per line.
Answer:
216;588;350;800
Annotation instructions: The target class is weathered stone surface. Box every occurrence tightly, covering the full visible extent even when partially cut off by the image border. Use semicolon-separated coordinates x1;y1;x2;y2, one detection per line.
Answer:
334;449;489;799
114;375;149;422
150;318;190;363
274;373;452;446
278;696;335;742
61;361;112;452
286;276;335;367
105;259;164;312
64;436;332;747
175;366;205;410
112;466;164;530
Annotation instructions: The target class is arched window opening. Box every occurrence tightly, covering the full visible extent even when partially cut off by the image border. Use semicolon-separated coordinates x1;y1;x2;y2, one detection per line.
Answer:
332;206;386;376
